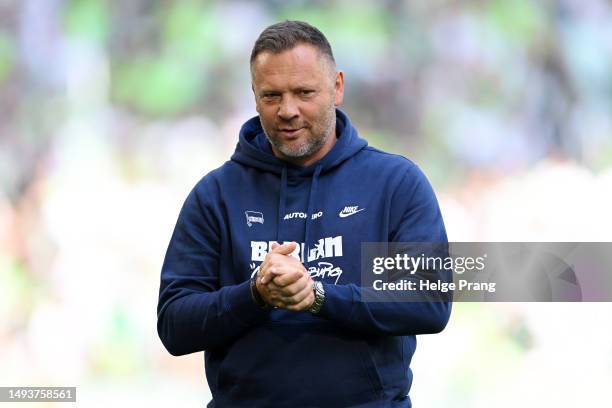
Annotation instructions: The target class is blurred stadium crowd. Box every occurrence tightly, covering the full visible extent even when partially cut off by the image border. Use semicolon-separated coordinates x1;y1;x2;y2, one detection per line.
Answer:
1;0;611;406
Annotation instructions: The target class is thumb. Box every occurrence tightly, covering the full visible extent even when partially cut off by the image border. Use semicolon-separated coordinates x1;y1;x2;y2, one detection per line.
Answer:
271;241;297;255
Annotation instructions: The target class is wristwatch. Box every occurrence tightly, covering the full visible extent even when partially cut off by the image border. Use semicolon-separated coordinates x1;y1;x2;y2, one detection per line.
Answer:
308;281;325;314
250;275;270;309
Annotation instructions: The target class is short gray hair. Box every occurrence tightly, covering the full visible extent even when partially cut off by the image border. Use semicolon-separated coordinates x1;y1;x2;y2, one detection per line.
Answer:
250;20;336;68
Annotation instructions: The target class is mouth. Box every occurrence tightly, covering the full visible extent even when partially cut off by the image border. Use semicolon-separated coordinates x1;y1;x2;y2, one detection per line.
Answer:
278;127;305;137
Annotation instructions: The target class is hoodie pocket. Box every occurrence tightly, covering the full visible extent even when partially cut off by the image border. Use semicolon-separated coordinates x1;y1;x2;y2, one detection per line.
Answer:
215;321;384;406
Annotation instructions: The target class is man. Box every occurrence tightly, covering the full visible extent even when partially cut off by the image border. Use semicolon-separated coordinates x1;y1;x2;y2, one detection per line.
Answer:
157;20;451;407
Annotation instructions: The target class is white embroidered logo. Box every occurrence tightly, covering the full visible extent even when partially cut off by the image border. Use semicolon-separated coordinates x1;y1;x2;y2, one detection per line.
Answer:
245;211;264;227
283;211;323;220
338;206;365;218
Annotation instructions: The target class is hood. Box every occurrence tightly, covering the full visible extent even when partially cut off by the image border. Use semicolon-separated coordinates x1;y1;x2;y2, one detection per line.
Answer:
230;109;368;261
231;109;367;176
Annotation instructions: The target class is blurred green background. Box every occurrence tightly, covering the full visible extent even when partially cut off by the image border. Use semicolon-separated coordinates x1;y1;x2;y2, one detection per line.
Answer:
1;0;612;406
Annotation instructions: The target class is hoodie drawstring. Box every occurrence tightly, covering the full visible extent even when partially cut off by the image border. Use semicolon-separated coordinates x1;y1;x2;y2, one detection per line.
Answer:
277;166;288;242
277;164;322;267
303;164;322;268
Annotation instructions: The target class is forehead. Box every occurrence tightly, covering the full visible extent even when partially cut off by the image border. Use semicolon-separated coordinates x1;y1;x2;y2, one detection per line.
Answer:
251;44;330;88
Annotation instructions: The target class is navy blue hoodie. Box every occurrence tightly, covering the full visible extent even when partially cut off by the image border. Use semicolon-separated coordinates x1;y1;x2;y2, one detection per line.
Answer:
157;110;451;407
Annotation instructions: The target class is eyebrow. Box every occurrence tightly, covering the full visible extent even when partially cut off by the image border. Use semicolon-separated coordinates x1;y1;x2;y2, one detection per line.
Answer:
258;85;318;94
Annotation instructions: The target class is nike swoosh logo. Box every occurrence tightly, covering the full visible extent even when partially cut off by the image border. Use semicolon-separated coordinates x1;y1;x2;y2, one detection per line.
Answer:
338;208;365;218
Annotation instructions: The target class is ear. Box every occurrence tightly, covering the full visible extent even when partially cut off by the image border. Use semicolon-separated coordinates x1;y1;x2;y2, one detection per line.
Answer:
251;83;260;114
334;71;345;106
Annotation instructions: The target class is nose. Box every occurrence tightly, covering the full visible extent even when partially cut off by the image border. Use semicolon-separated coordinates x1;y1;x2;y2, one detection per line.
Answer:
277;95;299;121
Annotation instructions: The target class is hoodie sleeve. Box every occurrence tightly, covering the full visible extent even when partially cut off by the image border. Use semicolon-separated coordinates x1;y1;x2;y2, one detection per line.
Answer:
319;163;452;335
157;176;269;355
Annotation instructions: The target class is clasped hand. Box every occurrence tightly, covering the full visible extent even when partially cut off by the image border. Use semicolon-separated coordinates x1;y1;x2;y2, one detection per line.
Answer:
255;242;315;311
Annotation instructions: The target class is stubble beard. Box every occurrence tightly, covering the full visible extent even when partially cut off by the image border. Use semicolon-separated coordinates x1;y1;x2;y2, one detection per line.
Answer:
263;104;336;161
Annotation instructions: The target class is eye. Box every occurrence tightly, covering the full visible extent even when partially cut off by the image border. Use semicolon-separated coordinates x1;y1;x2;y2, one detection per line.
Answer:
261;92;280;100
300;90;315;96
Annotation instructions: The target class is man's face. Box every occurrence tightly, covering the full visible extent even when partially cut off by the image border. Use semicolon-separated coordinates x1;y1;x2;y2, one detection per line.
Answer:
251;44;344;166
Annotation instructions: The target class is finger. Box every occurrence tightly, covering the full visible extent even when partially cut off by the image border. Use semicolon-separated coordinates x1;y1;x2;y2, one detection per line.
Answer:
260;262;293;284
259;253;283;284
281;281;313;305
271;241;297;255
257;262;266;279
264;281;283;294
277;274;310;297
284;290;316;312
255;279;275;307
260;257;289;283
260;265;275;284
259;265;270;284
261;250;303;284
272;270;303;287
